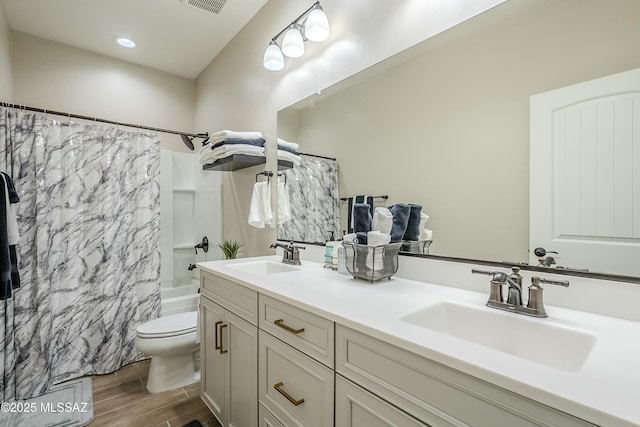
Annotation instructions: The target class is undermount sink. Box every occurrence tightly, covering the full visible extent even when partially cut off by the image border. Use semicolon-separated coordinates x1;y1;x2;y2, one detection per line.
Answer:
400;302;596;372
228;260;299;276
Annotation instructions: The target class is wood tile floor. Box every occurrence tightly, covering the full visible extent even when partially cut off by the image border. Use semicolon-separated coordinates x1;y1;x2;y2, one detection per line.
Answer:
86;359;220;427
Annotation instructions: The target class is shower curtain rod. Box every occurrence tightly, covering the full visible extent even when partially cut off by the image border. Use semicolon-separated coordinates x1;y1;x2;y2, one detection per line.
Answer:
0;101;208;139
298;152;336;161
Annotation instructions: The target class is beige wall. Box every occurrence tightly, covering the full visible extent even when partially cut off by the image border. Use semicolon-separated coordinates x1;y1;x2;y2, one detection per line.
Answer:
11;32;196;152
195;0;506;256
0;2;12;101
288;0;640;262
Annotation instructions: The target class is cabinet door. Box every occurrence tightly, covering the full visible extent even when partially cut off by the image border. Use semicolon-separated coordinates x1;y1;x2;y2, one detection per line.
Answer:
336;375;426;427
224;310;258;427
200;296;225;424
259;330;334;427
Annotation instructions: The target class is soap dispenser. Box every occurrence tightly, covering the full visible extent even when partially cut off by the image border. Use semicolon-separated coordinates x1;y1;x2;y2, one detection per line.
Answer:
324;231;336;268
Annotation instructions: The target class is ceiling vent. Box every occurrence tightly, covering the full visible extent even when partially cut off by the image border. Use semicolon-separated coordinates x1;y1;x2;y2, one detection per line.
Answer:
180;0;229;15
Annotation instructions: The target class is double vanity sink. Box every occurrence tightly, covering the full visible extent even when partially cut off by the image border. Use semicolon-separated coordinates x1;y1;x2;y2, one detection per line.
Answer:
200;256;640;426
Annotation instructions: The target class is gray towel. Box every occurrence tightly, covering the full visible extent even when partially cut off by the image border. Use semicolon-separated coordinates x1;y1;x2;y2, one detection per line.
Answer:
389;203;410;243
353;203;372;234
402;204;422;241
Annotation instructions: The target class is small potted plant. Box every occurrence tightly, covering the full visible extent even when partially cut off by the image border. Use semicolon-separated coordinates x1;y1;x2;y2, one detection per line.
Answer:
218;240;243;259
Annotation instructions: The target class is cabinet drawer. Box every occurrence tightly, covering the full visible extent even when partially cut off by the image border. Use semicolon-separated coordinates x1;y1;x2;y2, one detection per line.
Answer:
260;404;286;427
336;375;427;427
259;294;334;367
201;271;258;325
336;325;595;427
259;330;334;427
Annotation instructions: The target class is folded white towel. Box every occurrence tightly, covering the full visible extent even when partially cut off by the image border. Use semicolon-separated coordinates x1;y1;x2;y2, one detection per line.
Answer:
200;146;265;165
248;182;273;228
366;231;391;270
210;130;264;144
1;174;19;245
277;181;292;224
372;207;393;235
277;138;299;151
422;228;433;241
211;144;265;156
343;233;358;244
277;149;301;165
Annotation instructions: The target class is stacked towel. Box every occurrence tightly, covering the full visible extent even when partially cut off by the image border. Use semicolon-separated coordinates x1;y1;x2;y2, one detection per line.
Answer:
201;130;266;165
402;204;423;241
372;207;393;235
211;130;264;144
389;204;411;243
366;231;392;270
277;138;301;166
248;182;273;229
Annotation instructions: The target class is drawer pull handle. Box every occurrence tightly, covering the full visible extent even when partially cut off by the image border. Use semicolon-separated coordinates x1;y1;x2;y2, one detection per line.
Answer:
274;319;304;334
214;321;223;350
219;323;228;354
274;382;305;406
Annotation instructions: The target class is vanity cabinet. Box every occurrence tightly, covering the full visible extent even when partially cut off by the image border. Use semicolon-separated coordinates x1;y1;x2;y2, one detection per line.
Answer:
200;272;258;427
336;325;596;427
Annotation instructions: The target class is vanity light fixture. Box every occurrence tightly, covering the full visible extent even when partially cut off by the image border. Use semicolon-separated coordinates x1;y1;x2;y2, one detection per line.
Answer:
263;1;330;71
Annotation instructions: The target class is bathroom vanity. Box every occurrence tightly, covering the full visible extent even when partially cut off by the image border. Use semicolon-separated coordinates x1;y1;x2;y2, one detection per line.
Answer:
198;256;640;427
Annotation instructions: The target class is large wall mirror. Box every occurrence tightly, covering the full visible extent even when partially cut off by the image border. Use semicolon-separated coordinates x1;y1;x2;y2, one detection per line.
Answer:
277;0;640;280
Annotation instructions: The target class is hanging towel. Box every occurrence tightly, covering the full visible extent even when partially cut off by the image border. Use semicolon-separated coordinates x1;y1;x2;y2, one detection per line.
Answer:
0;172;20;300
248;181;273;228
353;203;372;233
278;181;292;224
2;173;19;245
366;196;374;217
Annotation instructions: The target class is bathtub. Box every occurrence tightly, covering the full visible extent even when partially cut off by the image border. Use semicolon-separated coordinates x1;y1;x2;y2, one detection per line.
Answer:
160;281;200;316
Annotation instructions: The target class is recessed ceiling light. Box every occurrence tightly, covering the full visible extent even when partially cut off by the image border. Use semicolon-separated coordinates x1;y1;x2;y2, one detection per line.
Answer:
116;38;136;48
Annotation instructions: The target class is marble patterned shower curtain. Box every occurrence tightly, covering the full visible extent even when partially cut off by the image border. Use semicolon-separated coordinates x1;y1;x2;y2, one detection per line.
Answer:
277;155;340;243
0;106;161;400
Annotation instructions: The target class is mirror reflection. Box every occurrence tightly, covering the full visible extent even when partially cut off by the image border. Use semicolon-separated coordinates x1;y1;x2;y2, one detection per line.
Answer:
277;0;640;278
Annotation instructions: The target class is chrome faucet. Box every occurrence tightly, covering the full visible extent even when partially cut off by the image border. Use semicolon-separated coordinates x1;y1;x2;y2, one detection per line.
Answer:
472;267;569;318
270;241;305;265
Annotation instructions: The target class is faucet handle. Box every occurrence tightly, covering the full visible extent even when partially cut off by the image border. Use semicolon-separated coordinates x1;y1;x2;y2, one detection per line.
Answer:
525;276;569;317
530;276;569;288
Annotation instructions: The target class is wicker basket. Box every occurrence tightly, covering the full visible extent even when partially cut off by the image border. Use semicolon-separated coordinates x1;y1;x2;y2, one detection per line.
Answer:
342;241;402;282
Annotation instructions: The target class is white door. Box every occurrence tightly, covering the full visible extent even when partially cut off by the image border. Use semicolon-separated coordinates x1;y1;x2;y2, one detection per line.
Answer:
530;68;640;276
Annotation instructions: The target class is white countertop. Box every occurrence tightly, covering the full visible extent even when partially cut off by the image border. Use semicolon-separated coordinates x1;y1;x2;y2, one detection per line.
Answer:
198;256;640;427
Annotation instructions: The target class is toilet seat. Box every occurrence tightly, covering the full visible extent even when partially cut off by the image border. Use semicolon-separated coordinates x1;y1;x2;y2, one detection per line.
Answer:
136;311;197;339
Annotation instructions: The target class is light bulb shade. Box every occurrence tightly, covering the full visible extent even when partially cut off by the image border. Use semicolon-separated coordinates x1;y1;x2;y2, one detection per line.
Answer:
281;25;304;58
263;41;284;71
304;5;330;42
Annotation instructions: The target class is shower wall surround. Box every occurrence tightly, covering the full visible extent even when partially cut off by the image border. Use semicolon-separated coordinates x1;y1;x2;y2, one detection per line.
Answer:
277;155;339;243
0;107;161;400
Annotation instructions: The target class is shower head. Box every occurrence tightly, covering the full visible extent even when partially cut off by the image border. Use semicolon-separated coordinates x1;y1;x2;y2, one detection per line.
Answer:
180;134;195;151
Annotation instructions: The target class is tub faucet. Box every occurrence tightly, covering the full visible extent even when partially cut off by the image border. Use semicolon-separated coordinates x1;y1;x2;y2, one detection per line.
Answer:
270;241;305;265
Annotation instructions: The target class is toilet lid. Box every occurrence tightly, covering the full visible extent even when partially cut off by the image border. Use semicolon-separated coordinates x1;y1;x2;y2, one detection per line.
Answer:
136;311;197;338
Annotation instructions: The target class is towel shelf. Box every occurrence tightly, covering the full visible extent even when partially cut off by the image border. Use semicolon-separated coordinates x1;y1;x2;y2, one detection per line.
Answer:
202;154;293;172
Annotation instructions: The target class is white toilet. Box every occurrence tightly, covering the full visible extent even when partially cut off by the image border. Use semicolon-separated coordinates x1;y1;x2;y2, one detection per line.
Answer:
135;311;200;393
